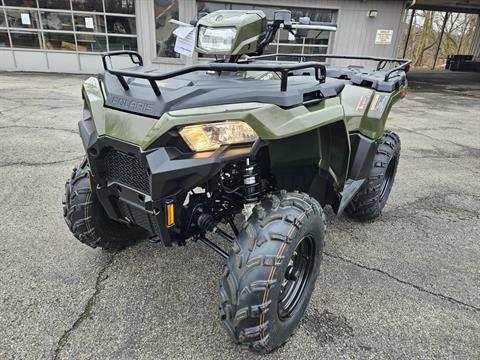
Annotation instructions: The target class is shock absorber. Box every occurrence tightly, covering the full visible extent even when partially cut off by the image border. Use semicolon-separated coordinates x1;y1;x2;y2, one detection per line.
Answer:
243;158;261;203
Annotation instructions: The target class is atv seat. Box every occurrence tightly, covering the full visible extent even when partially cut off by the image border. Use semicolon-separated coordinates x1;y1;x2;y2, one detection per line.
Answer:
286;71;345;98
325;66;407;92
313;77;345;98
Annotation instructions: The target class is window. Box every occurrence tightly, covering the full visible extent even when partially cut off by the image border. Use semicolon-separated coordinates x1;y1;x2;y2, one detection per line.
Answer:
6;9;40;29
0;0;137;52
106;16;136;35
72;0;103;12
4;0;37;7
304;30;330;46
154;0;179;58
41;11;74;31
0;31;10;47
74;14;106;32
108;35;136;51
76;33;107;52
196;2;336;60
44;31;76;50
105;0;134;14
198;2;336;22
10;31;42;48
197;1;227;14
38;0;71;10
0;9;6;27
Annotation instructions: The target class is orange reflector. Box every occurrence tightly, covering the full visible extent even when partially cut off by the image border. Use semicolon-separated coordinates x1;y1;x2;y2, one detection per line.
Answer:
400;89;407;98
166;202;175;227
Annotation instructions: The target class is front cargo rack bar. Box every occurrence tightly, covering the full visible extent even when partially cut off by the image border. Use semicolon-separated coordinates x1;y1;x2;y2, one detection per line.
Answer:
244;53;412;81
102;50;327;96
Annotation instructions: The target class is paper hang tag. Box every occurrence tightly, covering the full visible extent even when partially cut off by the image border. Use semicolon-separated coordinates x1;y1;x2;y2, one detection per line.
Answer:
173;25;196;57
85;17;94;29
21;13;31;25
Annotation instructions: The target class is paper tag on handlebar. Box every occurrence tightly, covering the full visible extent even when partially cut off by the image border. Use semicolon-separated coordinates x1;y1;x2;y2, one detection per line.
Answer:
173;24;196;57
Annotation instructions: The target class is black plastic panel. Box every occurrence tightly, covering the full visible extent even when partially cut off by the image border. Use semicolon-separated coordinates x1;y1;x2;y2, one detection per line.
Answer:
101;70;346;118
348;133;378;180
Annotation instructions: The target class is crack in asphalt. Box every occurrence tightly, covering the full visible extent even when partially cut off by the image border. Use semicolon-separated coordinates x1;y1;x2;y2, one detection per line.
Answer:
392;124;480;156
0;92;77;101
1;104;73;114
387;191;480;222
324;252;480;313
0;125;78;134
391;125;480;176
444;157;480;176
0;156;83;168
0;105;25;114
52;252;118;360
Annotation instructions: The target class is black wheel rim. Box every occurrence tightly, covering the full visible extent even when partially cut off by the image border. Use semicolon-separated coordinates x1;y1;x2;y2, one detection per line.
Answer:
278;235;315;320
380;156;396;201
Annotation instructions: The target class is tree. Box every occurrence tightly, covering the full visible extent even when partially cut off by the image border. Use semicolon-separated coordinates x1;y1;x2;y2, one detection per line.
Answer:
401;10;478;69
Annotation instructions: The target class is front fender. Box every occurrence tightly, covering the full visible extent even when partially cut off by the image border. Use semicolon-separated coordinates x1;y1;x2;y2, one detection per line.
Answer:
83;76;346;152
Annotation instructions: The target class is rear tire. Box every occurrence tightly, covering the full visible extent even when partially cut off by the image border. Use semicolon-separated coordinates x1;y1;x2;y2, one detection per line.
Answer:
219;191;325;354
63;157;147;249
346;130;401;220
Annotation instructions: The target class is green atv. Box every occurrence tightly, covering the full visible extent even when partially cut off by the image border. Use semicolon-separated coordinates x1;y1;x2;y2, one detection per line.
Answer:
63;9;409;354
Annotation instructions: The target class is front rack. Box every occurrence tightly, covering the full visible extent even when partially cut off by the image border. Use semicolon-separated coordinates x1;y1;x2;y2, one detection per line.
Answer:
245;53;412;81
102;50;327;96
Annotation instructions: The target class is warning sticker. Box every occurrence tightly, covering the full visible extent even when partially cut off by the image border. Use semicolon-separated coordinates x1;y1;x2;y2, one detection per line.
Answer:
375;30;393;45
370;94;388;112
355;95;370;112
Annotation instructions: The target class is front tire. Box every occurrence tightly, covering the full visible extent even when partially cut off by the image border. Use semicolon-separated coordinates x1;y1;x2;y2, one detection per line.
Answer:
219;191;325;354
63;157;147;249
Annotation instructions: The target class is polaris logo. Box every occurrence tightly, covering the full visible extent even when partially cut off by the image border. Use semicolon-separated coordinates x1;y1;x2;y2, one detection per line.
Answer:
109;96;154;115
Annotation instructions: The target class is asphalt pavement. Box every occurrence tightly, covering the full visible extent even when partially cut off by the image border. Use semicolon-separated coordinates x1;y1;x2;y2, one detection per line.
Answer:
0;70;479;359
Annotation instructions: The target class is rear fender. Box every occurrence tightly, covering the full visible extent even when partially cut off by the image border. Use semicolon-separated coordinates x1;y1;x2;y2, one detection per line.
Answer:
341;82;407;139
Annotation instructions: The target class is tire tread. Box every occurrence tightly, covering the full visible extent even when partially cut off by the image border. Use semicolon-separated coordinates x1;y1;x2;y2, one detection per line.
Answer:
219;191;325;354
346;130;401;221
63;157;146;249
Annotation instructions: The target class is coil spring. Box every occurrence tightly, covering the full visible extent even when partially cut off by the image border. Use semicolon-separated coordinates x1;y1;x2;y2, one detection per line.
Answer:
243;158;261;203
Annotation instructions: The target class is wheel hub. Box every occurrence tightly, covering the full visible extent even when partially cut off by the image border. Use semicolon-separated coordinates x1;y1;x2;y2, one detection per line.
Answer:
278;235;315;320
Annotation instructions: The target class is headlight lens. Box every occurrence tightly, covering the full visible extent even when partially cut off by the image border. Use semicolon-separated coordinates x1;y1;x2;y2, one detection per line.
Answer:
179;121;258;152
197;26;237;52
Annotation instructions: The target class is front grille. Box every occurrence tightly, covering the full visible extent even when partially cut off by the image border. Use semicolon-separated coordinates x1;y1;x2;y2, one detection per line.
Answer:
105;149;150;194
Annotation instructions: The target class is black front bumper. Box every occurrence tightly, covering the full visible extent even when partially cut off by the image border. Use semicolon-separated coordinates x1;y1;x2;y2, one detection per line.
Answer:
79;117;258;245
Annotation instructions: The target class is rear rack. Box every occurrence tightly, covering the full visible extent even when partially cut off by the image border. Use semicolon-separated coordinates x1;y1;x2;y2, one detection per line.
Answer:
102;50;327;96
245;53;412;81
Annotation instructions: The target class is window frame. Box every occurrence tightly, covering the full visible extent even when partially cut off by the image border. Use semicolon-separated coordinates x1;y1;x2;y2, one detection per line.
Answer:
152;0;186;65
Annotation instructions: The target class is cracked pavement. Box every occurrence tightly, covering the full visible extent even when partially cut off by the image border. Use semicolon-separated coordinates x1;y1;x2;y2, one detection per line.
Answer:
0;70;479;359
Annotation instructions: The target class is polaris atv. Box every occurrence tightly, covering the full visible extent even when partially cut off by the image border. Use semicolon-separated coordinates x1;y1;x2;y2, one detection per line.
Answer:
63;9;410;354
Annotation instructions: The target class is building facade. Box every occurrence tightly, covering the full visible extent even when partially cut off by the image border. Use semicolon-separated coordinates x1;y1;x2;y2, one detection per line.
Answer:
0;0;407;73
470;16;480;61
